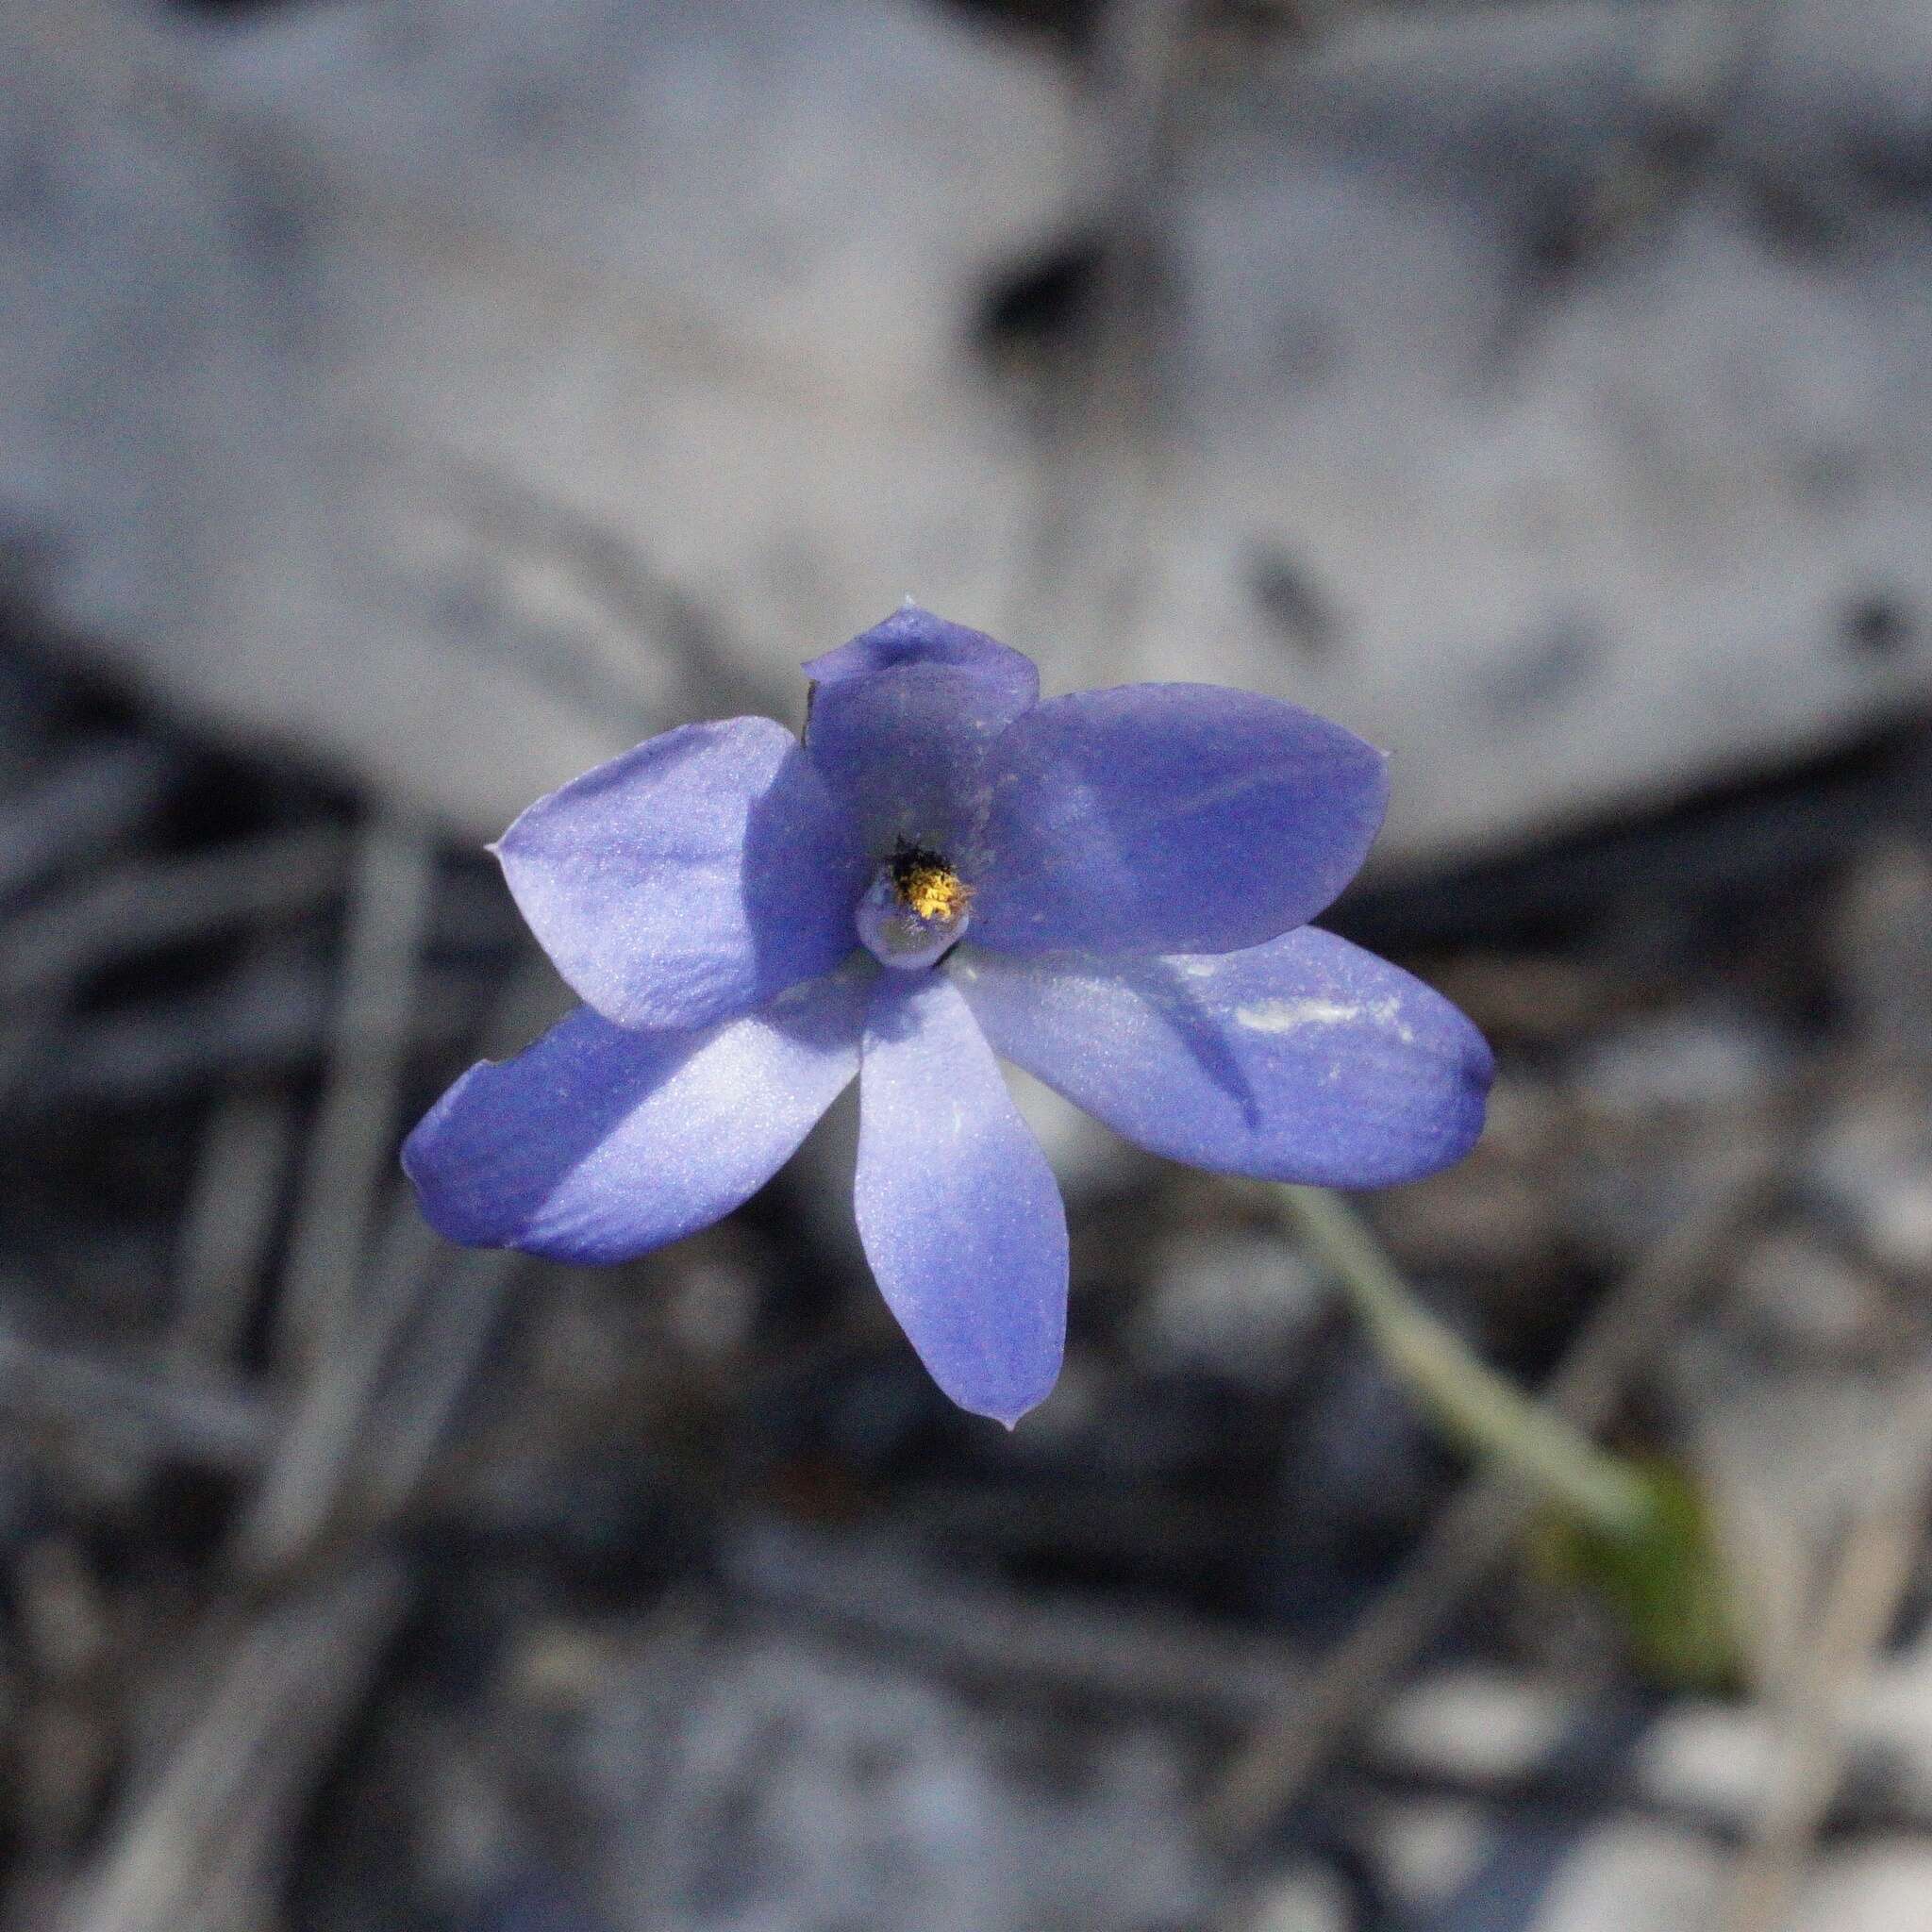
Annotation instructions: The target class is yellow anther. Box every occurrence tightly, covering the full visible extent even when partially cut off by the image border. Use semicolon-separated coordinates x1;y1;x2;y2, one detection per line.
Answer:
897;863;971;924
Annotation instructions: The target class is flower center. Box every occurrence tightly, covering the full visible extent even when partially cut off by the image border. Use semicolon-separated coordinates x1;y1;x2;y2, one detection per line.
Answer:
856;842;973;971
892;851;972;925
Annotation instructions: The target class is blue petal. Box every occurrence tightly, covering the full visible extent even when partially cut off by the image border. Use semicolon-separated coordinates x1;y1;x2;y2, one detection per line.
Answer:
494;718;869;1032
854;972;1068;1425
970;684;1389;958
804;604;1039;710
805;663;1034;863
950;928;1491;1188
403;968;869;1263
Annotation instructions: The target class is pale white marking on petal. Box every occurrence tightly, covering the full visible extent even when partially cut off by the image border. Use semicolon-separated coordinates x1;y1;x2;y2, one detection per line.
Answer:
1234;993;1415;1043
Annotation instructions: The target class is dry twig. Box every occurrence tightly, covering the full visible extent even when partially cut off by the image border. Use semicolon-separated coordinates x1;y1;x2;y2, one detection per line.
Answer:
1717;1394;1932;1932
0;1316;273;1475
230;958;558;1578
54;1557;408;1932
274;817;438;1374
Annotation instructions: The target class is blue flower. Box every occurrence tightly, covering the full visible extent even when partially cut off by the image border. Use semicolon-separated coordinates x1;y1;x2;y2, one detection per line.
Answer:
404;607;1491;1424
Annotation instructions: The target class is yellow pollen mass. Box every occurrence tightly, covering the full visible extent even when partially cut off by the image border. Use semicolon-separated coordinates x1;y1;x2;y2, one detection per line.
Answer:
897;863;971;924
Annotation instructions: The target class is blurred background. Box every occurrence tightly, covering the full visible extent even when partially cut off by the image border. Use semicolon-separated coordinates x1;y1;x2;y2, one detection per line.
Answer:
4;0;1932;1927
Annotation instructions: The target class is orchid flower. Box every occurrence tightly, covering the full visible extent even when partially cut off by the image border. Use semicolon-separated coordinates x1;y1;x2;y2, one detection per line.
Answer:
405;607;1491;1424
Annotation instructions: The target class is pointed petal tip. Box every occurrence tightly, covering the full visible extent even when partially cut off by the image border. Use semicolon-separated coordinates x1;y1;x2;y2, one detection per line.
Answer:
941;1383;1052;1431
895;1307;1065;1429
993;1388;1048;1430
911;1302;1066;1426
947;1368;1057;1430
802;608;1041;708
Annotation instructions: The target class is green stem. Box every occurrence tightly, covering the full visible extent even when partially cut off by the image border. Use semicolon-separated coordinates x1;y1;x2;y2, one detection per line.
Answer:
1280;1185;1657;1541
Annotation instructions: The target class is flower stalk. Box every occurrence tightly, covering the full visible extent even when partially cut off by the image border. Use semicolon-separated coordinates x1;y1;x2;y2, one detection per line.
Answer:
1281;1184;1658;1542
